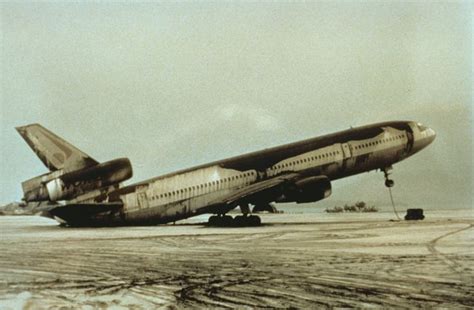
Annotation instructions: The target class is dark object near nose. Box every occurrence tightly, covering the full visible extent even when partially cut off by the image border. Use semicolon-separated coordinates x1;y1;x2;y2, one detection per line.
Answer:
405;208;425;220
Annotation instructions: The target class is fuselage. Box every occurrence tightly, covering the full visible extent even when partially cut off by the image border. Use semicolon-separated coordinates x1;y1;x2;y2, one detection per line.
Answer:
82;121;435;225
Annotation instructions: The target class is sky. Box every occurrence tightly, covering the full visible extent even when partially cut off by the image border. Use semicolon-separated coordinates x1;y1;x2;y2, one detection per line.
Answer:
1;2;472;208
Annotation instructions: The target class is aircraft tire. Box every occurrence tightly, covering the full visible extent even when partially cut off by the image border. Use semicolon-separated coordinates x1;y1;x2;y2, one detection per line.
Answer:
233;215;246;227
385;179;395;188
208;215;219;226
248;215;261;226
220;215;233;227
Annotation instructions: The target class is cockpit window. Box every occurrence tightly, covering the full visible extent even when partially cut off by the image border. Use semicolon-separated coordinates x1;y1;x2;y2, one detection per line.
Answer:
417;123;428;132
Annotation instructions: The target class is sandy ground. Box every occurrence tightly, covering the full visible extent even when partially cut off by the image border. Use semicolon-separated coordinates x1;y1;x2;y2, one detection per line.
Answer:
0;209;472;309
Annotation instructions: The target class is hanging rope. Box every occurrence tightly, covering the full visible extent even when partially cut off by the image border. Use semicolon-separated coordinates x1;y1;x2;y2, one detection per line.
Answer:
388;186;402;221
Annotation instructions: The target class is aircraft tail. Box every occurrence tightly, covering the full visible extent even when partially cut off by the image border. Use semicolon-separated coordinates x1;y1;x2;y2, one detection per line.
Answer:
16;124;98;172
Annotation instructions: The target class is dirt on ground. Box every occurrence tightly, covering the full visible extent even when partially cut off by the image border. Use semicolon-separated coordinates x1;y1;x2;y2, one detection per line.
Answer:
0;210;472;309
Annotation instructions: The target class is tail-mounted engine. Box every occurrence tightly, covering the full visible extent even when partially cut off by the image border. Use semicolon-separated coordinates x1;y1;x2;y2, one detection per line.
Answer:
21;158;133;202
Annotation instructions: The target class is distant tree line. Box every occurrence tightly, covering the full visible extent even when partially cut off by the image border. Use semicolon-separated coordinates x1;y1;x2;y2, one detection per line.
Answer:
325;201;378;213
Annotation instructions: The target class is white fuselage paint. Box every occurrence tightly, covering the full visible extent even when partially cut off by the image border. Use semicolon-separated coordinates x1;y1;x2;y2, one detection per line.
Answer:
112;123;434;225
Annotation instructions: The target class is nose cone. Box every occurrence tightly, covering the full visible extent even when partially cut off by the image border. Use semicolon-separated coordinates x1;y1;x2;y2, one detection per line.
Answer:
412;125;436;154
426;127;436;145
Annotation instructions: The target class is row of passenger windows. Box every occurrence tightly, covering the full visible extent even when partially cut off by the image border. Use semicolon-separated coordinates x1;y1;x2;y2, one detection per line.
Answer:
272;150;341;170
146;135;405;202
149;171;255;200
353;135;404;150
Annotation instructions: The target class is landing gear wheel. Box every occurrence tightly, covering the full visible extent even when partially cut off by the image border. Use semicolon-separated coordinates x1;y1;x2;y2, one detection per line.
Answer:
248;215;261;226
208;214;262;227
208;215;219;226
385;179;394;188
382;166;395;188
219;215;233;227
233;215;261;227
208;215;234;227
233;215;246;227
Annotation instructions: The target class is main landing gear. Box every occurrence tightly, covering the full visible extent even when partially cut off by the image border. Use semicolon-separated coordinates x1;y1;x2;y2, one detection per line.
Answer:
207;203;262;227
207;214;261;227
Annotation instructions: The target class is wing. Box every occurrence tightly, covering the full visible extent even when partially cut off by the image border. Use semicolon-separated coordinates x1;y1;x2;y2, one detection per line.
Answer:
201;173;300;214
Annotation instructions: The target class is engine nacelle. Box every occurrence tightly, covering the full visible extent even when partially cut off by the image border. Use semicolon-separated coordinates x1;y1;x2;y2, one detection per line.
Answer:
22;158;133;202
276;175;332;204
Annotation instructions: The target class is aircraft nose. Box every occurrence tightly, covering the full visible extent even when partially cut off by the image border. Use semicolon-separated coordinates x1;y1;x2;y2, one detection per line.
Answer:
426;127;436;144
410;123;436;155
417;126;436;151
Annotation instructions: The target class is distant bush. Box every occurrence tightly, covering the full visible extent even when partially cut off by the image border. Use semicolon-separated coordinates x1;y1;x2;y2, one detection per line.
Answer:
362;205;378;212
326;201;378;213
343;204;357;212
325;206;344;213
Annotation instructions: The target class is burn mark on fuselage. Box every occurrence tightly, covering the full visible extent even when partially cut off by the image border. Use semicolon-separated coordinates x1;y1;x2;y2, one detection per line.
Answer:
355;153;371;167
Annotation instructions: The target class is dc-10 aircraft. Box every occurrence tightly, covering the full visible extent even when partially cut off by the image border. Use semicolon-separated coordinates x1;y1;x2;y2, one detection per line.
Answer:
16;121;435;227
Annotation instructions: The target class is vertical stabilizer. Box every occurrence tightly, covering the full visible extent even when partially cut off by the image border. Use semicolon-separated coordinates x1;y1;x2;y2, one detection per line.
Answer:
16;124;98;172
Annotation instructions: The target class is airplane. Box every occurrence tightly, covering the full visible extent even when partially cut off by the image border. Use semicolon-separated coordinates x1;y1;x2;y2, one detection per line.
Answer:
16;121;436;227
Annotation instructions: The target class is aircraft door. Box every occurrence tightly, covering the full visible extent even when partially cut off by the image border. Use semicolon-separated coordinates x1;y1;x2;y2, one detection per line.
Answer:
341;143;352;159
136;186;149;209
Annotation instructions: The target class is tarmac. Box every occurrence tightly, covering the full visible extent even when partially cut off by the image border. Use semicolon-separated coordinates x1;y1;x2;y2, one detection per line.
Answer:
0;209;472;309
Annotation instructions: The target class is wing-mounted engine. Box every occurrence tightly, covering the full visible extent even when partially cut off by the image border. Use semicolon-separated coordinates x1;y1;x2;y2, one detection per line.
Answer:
22;158;133;202
276;175;332;203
